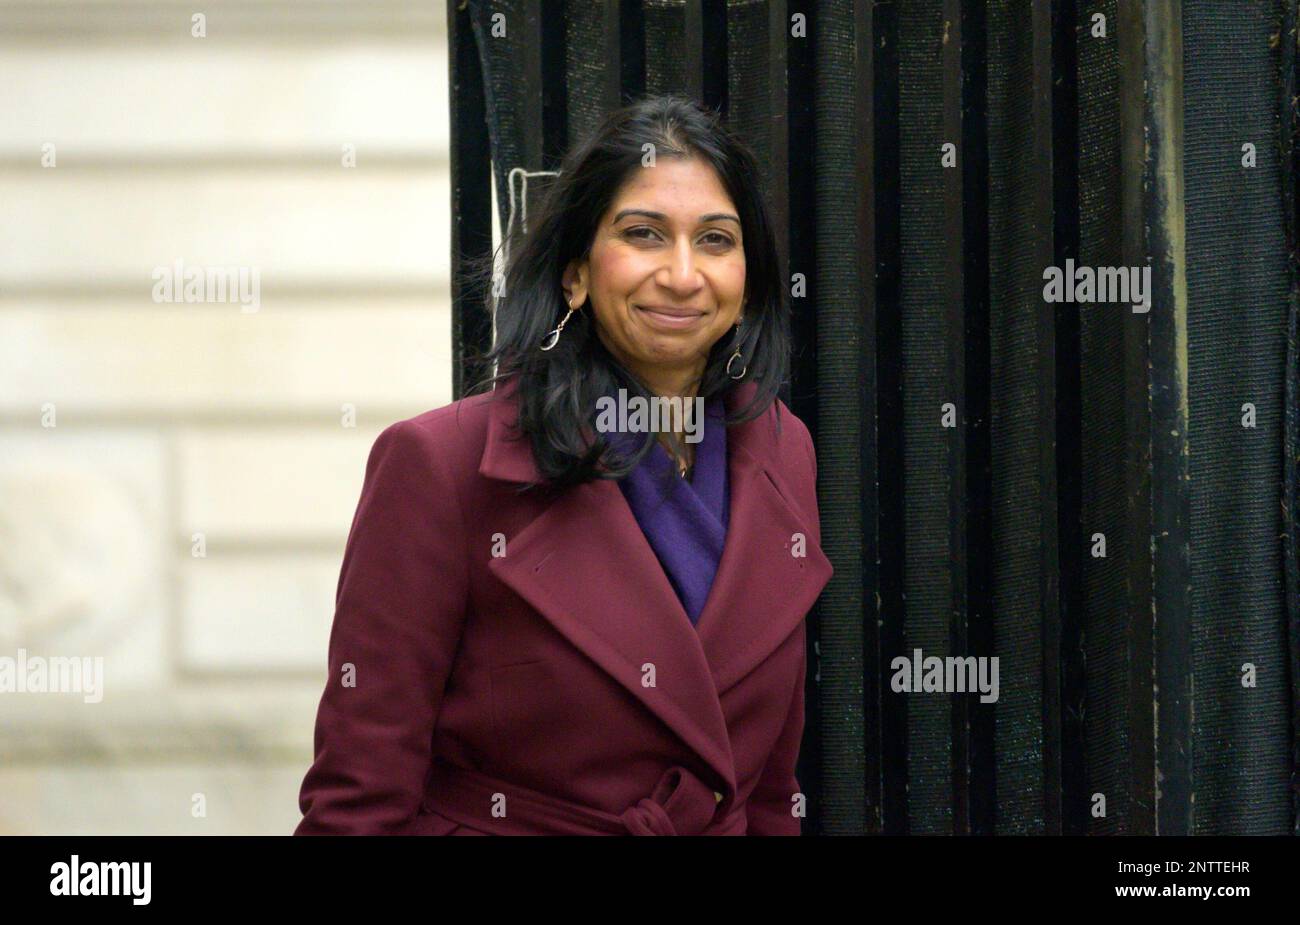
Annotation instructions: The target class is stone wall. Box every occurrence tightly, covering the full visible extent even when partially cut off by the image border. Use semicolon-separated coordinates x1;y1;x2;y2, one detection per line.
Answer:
0;0;457;834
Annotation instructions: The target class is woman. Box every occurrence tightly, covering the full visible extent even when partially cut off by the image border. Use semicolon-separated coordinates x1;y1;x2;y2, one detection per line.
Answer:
294;95;833;836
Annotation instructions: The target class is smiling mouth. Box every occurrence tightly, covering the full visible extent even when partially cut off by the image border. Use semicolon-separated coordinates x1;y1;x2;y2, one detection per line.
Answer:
635;305;707;329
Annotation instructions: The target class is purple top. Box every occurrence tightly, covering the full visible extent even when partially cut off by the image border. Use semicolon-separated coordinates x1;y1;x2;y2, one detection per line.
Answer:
605;392;730;627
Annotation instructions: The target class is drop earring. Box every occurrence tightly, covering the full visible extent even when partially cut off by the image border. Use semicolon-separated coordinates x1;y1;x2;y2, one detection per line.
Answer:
726;315;747;380
541;299;579;351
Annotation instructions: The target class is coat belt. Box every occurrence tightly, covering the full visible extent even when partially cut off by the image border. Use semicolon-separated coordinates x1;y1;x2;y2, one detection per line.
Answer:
422;759;745;835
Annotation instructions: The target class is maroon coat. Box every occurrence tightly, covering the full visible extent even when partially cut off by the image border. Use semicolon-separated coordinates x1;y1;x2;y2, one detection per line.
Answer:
293;376;833;835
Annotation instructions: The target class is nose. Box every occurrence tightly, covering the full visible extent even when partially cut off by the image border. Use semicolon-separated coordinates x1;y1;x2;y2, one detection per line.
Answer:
656;237;706;294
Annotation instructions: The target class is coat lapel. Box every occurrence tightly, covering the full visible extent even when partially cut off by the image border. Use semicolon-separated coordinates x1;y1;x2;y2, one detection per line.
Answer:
480;377;833;795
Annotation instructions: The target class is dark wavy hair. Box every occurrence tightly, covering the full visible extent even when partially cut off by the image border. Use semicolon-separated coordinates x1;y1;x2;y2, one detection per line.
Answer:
462;94;790;492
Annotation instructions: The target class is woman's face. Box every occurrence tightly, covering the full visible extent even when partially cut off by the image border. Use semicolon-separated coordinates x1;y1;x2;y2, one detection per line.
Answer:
564;157;746;394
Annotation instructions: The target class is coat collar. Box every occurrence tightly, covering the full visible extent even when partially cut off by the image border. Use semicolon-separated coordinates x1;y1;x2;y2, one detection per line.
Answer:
479;376;833;798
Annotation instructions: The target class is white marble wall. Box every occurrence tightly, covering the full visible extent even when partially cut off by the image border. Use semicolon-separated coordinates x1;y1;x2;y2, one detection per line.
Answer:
0;0;455;834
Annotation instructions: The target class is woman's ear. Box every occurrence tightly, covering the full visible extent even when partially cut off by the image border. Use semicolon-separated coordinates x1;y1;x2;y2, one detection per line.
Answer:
562;260;588;310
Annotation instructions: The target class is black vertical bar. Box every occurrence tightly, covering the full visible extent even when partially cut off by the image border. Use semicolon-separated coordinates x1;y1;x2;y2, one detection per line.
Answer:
1030;0;1062;837
1076;0;1127;836
703;0;728;115
450;0;493;400
851;0;882;837
1117;0;1155;836
942;0;971;836
619;0;647;105
961;0;994;838
1282;0;1300;838
873;0;908;838
811;0;869;835
643;1;682;95
567;1;631;149
600;0;624;110
541;0;568;168
1050;0;1087;836
767;0;790;294
520;0;546;171
766;0;793;413
787;0;823;830
684;1;704;100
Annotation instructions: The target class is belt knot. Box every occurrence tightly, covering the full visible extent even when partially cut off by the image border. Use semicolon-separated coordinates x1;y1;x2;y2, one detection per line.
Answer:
619;765;723;836
621;797;679;835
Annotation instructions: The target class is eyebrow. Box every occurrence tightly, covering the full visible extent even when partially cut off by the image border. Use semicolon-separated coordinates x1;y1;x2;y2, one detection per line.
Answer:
611;208;741;226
